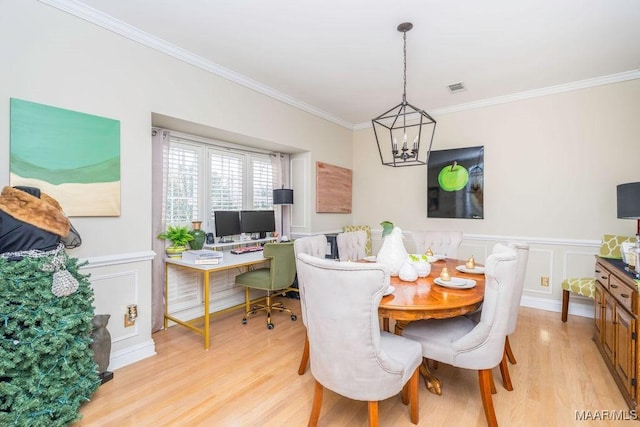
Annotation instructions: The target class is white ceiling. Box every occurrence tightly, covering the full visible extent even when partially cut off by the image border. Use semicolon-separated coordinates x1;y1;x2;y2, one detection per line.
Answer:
53;0;640;128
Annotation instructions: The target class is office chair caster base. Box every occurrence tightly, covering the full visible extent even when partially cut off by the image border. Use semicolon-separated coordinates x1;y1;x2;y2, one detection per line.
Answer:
242;318;248;325
291;314;297;321
267;323;274;330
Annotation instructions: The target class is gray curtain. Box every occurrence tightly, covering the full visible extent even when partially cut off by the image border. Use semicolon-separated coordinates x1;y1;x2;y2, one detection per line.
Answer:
271;153;291;238
151;128;170;332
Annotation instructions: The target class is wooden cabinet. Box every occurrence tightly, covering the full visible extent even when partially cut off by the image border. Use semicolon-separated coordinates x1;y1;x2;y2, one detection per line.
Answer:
593;257;638;410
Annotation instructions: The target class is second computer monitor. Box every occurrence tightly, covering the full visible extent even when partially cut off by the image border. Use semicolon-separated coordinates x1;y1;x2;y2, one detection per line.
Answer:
240;210;275;239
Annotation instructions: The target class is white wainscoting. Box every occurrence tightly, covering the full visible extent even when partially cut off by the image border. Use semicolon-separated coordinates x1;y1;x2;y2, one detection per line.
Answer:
80;251;156;370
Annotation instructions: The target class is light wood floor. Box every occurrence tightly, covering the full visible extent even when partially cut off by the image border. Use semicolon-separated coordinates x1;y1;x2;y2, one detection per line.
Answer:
76;299;629;426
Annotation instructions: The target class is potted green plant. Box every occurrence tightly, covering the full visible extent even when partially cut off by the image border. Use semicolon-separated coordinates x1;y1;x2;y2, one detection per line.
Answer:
157;225;194;258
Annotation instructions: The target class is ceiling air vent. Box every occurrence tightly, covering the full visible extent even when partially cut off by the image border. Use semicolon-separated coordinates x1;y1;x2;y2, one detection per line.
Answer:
447;82;466;93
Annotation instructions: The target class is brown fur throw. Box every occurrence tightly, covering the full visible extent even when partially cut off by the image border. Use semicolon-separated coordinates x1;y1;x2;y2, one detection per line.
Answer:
0;186;70;237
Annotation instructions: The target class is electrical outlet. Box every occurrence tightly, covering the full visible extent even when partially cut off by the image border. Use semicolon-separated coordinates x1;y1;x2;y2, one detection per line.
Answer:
541;276;550;287
124;314;135;327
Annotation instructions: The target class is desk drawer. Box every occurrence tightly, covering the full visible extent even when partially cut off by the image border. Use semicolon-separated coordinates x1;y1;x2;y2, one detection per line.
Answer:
609;275;635;313
595;262;610;288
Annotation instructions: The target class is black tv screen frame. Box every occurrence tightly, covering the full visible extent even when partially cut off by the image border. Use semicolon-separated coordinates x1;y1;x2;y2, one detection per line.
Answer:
214;210;241;243
240;210;276;239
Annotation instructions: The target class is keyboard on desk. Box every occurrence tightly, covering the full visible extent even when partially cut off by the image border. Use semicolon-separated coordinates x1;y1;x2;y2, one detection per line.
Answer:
230;246;264;254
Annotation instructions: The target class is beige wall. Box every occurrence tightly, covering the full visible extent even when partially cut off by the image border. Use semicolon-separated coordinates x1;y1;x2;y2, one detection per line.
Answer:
353;79;640;315
353;80;640;239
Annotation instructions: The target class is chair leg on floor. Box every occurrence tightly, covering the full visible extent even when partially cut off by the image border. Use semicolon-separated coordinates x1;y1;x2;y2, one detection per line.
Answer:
505;336;516;364
479;369;499;427
298;333;309;375
561;289;570;322
406;368;419;424
308;380;323;427
499;352;513;391
368;401;379;427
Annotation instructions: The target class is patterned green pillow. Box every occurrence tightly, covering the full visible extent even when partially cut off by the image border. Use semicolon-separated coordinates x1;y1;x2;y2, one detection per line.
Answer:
599;234;635;259
343;225;372;256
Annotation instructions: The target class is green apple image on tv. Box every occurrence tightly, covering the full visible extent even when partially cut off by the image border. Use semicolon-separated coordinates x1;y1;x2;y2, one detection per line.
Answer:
437;161;469;191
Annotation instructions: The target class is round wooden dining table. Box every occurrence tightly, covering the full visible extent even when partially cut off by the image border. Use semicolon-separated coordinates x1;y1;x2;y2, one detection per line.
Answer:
378;258;486;395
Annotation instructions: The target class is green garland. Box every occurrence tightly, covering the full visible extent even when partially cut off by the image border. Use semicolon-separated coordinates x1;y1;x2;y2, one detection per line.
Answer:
0;254;101;426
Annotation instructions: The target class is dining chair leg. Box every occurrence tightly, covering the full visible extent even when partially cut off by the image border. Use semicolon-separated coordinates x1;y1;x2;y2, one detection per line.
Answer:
505;336;517;364
368;401;379;427
408;368;419;424
298;333;309;375
490;373;496;394
561;289;570;322
478;369;499;427
499;352;513;391
382;317;390;332
308;379;323;427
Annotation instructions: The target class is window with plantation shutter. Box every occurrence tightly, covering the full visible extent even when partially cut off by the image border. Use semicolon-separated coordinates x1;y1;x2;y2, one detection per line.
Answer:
209;150;244;212
163;134;275;320
166;144;199;223
251;156;273;209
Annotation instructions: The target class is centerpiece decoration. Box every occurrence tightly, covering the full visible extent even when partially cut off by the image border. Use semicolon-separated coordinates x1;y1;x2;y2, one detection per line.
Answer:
408;253;432;277
376;221;409;276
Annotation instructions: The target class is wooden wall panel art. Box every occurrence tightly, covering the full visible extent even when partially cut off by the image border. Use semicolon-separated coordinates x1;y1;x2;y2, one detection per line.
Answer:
315;161;352;213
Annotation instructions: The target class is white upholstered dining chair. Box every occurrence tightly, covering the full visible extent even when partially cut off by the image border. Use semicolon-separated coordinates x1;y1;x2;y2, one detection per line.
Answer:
296;253;422;427
501;241;529;387
412;230;463;258
336;230;368;262
293;234;327;375
402;243;518;427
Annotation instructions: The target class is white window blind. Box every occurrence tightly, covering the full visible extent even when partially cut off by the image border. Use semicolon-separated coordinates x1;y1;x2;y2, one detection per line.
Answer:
165;145;199;224
209;150;244;212
251;156;273;209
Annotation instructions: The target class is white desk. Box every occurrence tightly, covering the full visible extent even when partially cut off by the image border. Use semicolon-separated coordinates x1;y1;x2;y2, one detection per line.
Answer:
164;250;268;349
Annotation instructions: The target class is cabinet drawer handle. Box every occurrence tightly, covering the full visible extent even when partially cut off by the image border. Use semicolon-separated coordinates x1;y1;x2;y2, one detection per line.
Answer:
621;293;630;299
611;284;618;289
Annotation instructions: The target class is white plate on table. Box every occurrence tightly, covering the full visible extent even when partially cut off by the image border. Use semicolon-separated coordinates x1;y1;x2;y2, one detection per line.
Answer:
363;255;377;262
383;285;395;296
455;265;485;275
434;277;477;289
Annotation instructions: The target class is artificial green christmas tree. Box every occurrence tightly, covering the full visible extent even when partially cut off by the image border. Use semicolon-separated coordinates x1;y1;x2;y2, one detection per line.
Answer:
0;252;101;426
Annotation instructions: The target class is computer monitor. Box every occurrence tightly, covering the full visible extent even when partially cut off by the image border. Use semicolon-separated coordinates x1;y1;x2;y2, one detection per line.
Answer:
214;210;241;243
240;210;276;239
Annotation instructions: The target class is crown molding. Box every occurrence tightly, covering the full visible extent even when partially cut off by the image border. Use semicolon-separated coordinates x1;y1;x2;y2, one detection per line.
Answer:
354;69;640;130
38;0;640;133
38;0;354;130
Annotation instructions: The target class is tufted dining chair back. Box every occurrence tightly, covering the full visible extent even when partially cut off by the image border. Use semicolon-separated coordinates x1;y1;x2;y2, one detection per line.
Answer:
412;231;463;258
293;234;328;375
336;230;368;262
296;253;422;426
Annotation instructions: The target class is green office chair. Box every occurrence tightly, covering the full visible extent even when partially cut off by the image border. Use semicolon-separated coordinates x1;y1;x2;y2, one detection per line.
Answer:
235;242;298;329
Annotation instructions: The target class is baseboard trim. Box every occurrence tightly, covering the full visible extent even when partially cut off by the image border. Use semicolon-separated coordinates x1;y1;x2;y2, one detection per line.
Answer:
108;339;156;371
521;294;594;319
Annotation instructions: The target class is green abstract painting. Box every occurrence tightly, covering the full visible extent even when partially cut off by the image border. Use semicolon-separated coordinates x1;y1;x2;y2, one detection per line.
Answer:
10;98;120;216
